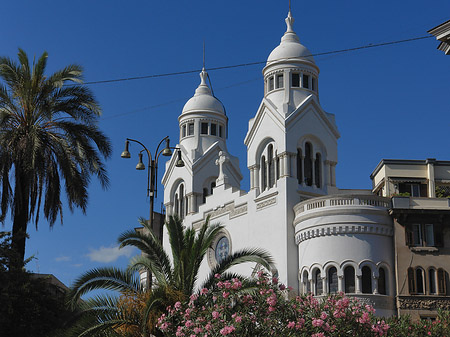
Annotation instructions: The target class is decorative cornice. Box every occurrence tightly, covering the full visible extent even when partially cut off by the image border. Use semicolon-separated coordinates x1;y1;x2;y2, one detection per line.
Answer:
295;224;393;244
256;197;277;211
192;202;248;229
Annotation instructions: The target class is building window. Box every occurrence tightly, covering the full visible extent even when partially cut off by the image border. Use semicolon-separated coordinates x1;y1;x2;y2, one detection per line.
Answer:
276;156;280;180
304;142;313;186
174;193;179;216
379;267;387;295
211;123;217;136
312;77;316;91
297;148;303;184
315;153;321;188
292;73;300;87
344;266;355;294
276;74;284;88
202;188;208;204
179;184;185;219
408;267;415;294
302;74;309;89
328;267;338;293
188;123;194;136
268;145;274;188
219;125;223;138
362;266;372;294
416;268;425;294
268;76;274;91
398;182;427;197
438;268;447;295
210;181;216;195
429;268;437;294
182;124;186;138
303;271;309;294
314;270;322;295
406;224;441;247
201;122;208;135
261;156;267;191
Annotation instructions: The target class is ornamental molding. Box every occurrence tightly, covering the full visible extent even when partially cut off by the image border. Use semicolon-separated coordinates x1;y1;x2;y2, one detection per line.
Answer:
193;202;248;230
295;224;393;244
398;296;450;310
256;197;277;210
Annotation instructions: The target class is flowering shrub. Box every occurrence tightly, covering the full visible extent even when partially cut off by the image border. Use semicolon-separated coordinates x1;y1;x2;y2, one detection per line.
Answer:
157;272;389;336
386;310;450;336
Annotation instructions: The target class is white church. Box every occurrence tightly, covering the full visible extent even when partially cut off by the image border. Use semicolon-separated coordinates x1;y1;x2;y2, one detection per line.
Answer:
161;10;397;317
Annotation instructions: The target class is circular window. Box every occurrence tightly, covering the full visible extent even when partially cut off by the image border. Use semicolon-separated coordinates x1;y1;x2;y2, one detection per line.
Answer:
207;229;232;268
215;236;230;263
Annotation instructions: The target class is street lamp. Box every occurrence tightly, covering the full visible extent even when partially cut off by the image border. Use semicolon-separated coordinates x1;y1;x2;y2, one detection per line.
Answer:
121;136;184;241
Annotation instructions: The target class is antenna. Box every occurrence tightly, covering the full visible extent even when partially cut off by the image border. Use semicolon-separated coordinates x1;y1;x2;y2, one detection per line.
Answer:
289;0;291;12
203;40;206;69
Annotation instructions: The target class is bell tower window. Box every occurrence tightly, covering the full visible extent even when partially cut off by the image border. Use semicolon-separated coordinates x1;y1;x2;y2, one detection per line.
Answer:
182;125;186;138
292;73;300;87
302;74;309;89
201;122;208;135
276;74;284;89
268;76;274;91
268;145;274;188
188;123;194;136
211;123;217;136
304;142;313;186
315;153;322;188
219;125;223;138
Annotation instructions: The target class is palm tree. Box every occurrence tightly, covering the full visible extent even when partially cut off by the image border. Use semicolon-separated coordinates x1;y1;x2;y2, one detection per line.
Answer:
67;216;275;336
0;49;111;268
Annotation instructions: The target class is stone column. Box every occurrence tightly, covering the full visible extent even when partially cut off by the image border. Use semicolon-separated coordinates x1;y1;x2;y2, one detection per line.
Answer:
373;275;379;295
356;275;362;294
187;192;196;215
338;275;344;293
322;277;327;295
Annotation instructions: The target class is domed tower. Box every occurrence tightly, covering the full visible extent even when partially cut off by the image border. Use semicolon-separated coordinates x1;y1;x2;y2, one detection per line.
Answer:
162;69;242;219
245;10;340;201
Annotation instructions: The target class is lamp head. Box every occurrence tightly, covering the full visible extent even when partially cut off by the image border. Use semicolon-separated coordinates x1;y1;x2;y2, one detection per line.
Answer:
162;138;172;157
136;153;145;170
175;150;185;168
121;140;131;158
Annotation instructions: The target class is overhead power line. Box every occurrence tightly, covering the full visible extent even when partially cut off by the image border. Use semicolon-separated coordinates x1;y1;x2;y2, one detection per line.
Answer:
81;35;432;86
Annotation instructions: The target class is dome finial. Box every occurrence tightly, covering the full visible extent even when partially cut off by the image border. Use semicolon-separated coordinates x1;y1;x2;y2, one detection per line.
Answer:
285;9;294;33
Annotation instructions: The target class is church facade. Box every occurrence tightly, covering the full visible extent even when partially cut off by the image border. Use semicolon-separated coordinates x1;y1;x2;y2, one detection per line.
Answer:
161;11;450;318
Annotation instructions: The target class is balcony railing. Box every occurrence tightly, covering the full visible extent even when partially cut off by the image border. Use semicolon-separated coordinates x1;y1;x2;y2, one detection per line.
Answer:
295;195;390;214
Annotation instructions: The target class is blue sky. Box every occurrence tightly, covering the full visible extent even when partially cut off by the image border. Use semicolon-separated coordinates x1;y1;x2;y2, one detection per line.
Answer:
1;1;449;287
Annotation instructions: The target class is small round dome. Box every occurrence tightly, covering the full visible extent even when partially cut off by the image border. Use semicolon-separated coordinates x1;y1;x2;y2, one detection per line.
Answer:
266;11;315;65
267;41;315;64
182;69;225;115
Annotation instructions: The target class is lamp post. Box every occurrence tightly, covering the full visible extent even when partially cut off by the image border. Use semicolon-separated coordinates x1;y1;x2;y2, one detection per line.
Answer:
121;136;184;241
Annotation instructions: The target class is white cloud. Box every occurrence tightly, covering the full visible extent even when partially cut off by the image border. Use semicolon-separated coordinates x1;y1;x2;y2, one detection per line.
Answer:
72;263;83;268
55;255;71;262
86;245;136;263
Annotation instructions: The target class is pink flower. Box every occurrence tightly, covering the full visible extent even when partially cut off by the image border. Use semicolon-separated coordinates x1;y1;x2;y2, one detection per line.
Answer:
174;301;182;310
212;311;220;319
201;288;208;295
312;318;324;327
220;325;235;335
320;311;328;320
287;321;295;329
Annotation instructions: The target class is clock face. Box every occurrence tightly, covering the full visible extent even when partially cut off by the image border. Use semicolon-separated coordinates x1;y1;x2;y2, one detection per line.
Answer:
215;236;230;264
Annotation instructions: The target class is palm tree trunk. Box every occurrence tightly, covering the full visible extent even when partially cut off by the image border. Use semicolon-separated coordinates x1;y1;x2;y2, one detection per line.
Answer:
10;167;30;270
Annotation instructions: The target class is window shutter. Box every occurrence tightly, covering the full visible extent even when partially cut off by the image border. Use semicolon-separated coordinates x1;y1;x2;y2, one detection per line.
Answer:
408;268;416;294
438;269;446;295
405;227;413;246
434;224;444;247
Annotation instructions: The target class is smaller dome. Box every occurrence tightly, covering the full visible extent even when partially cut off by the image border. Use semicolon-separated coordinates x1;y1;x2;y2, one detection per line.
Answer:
267;11;315;65
182;69;225;115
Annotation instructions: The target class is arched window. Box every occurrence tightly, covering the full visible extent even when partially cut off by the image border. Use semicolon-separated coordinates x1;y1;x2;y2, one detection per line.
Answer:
202;188;208;204
378;267;387;295
314;270;322;295
344;266;355;294
268;145;274;188
303;271;309;294
416;268;425;294
179;185;185;219
304;142;313;186
328;267;338;293
429;268;437;295
315;153;321;188
276;155;280;181
261;156;267;191
184;196;189;216
297;148;303;184
438;268;446;295
362;266;372;294
210;181;216;195
174;193;179;216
